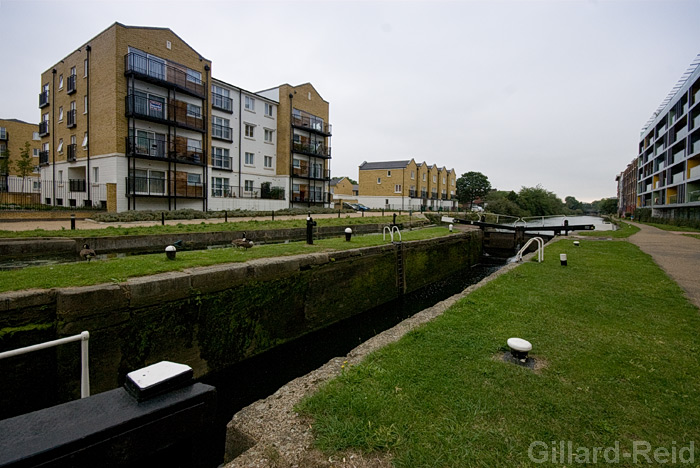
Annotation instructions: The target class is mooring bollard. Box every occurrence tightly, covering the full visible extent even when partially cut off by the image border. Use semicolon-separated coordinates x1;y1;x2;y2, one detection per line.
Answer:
165;245;176;260
70;213;76;230
161;212;165;226
306;213;316;245
560;253;568;266
272;210;275;221
345;227;352;241
449;224;454;232
224;210;228;223
338;210;341;218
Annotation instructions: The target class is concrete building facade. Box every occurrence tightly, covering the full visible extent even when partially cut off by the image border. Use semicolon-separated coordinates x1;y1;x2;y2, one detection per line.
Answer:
636;54;700;220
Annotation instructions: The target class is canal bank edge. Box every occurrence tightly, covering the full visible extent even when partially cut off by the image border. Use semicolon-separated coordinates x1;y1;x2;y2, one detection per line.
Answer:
223;241;547;467
0;230;481;419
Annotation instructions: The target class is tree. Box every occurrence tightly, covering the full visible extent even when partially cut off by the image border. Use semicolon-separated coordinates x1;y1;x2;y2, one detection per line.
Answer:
565;196;583;213
516;185;566;216
484;191;527;217
14;142;35;192
456;171;491;209
598;198;618;215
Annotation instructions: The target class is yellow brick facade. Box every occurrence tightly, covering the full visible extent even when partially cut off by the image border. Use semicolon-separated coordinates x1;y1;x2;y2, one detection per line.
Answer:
0;119;40;177
332;177;354;196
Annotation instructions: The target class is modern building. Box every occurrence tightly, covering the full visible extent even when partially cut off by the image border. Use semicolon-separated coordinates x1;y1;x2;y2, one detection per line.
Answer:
636;53;700;220
357;159;457;210
257;83;332;208
0;119;41;196
36;22;331;212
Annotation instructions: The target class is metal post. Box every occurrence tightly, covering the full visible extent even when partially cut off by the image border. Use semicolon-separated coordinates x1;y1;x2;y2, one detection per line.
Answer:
70;213;76;230
161;212;165;226
224;210;228;223
306;212;316;245
272;210;275;221
80;331;90;398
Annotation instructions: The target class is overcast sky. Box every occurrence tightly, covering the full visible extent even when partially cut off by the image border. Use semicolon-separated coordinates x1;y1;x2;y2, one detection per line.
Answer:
2;0;699;202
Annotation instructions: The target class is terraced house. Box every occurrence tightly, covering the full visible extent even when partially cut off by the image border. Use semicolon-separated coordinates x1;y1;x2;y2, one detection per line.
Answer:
0;119;41;198
635;53;700;219
35;22;331;212
357;159;457;210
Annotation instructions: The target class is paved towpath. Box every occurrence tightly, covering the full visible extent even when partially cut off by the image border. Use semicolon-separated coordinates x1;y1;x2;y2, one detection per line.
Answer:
627;222;700;310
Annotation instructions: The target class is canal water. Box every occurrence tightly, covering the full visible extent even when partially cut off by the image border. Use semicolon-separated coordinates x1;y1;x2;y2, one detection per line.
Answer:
200;260;503;443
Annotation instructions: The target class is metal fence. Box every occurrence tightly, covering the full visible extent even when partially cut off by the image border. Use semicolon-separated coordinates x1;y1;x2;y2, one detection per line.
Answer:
0;176;107;210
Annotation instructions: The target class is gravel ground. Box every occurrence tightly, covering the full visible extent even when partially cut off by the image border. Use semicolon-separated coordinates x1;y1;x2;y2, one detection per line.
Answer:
223;255;527;468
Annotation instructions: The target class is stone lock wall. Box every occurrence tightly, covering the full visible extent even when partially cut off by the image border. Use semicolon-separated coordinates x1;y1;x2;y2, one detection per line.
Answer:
0;230;481;419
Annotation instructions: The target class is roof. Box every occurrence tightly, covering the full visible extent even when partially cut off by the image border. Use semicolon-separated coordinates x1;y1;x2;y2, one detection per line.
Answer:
330;177;344;186
359;160;411;170
0;118;37;125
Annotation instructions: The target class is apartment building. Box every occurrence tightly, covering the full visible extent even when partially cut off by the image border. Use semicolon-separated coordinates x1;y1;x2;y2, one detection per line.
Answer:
36;23;331;212
257;83;332;208
615;158;637;217
636;53;700;219
357;159;457;210
0;119;41;194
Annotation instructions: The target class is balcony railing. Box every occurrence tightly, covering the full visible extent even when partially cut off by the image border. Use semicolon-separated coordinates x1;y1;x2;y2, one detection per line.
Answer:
421;191;427;198
39;150;49;165
67;144;77;162
211;185;286;200
39;121;49;137
292;166;331;180
126;176;206;199
69;179;86;192
211;155;232;170
668;195;678;204
212;93;233;113
212;123;233;141
66;74;76;95
125;136;204;166
292;142;331;158
689;190;700;202
125;94;205;132
125;53;206;98
291;191;331;204
67;109;76;128
291;114;332;135
39;91;49;108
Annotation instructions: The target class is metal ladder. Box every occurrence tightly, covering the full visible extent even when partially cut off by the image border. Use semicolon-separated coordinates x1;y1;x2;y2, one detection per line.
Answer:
515;237;544;263
395;241;406;295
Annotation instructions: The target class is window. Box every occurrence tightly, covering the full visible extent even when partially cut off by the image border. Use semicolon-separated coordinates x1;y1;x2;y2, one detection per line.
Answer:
264;129;274;143
433;175;437;183
211;177;230;197
71;135;77;146
33;149;39;157
411;170;415;179
443;177;446;184
422;173;426;181
211;147;231;169
244;96;255;111
93;167;99;183
452;179;455;186
187;103;202;118
58;139;64;153
58;170;63;183
244;124;254;138
42;142;49;152
33;132;40;140
212;85;232;111
212;116;231;140
84;59;88;77
186;69;202;84
264;156;273;168
395;184;402;193
377;177;381;184
244;152;255;165
58;74;64;90
244;180;254;192
70;66;76;77
84;96;88;114
58;107;64;122
387;170;392;177
82;132;88;148
187;173;202;186
264;103;273;117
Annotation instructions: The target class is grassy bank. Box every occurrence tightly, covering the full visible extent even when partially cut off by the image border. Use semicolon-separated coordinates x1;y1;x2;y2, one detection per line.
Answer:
577;220;639;238
298;239;700;467
0;227;450;292
639;222;700;233
0;215;416;239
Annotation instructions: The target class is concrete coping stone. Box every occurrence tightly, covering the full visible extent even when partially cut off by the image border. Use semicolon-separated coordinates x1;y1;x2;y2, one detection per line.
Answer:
125;271;192;310
0;289;56;313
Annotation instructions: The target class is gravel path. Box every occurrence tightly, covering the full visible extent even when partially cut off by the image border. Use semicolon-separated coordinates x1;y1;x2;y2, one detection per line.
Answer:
627;222;700;309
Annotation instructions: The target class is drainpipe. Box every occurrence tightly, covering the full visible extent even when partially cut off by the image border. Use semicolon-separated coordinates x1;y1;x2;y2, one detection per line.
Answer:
402;167;405;211
51;68;56;206
86;45;91;206
288;92;293;209
203;64;210;212
238;88;242;197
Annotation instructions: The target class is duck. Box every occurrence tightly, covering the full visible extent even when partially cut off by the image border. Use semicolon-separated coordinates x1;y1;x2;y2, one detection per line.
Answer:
232;232;254;250
79;244;96;262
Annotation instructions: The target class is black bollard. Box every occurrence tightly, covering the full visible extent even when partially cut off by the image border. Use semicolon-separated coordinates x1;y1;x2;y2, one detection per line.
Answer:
272;210;275;221
338;210;341;218
306;213;317;244
224;211;228;223
70;213;76;230
382;209;384;217
161;212;165;226
392;213;397;226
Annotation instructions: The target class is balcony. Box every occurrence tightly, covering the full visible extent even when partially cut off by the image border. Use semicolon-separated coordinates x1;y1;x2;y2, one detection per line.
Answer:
291;191;331;204
39;121;49;137
126;176;206;199
125;95;205;132
292;166;331;180
212;93;233;113
212;123;233;142
292;142;331;159
39;91;49;108
171;139;204;165
291;114;332;136
125;53;206;99
125;136;204;166
67;144;77;162
66;109;76;128
39;150;49;165
211;155;232;171
66;74;76;95
212;185;286;200
69;179;86;192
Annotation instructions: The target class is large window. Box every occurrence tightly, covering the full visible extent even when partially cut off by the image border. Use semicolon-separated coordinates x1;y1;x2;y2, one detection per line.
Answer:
212;116;231;140
264;129;274;143
132;129;166;157
264;156;273;168
211;177;230;197
244;124;255;138
211;147;231;169
244;152;255;166
128;47;165;80
212;85;232;111
244;180;254;192
244;96;255;111
187;103;202;118
264;103;273;117
187;173;202;186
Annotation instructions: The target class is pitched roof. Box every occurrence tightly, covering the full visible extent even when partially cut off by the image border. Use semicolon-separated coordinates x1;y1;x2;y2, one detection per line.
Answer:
359;160;411;170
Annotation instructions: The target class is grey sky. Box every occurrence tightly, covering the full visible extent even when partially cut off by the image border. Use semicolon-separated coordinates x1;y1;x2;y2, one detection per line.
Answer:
2;0;699;202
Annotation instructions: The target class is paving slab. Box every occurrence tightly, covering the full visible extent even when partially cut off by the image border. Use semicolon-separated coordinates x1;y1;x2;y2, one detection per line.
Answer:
627;222;700;310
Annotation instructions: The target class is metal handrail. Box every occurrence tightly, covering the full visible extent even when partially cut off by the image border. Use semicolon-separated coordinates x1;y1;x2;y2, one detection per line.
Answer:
0;331;90;398
515;237;544;263
383;225;402;242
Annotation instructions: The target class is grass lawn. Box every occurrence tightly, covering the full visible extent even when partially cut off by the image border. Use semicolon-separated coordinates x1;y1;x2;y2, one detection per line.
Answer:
684;234;700;240
0;215;415;239
0;227;450;292
638;222;700;233
298;239;700;467
576;220;639;238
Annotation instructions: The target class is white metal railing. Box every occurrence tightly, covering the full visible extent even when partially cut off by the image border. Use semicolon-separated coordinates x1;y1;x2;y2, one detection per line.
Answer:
0;331;90;398
515;237;544;263
383;225;402;242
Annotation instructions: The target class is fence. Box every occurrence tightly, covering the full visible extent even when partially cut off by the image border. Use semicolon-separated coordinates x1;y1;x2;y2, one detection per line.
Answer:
0;176;108;210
